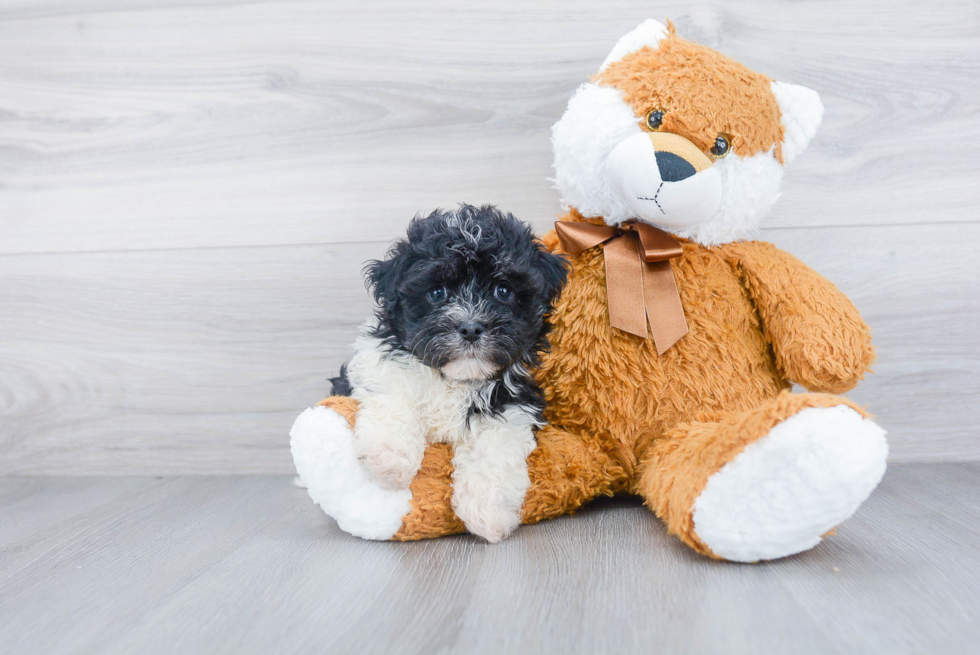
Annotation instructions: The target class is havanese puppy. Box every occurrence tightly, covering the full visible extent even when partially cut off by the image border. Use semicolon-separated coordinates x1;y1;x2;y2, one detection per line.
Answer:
331;204;567;542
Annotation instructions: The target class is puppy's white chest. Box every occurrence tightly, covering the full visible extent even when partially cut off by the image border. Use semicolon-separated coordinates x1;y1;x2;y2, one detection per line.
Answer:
346;333;483;444
415;374;480;445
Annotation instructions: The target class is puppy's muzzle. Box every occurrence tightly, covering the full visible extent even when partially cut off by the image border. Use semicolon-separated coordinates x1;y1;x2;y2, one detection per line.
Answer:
606;131;722;229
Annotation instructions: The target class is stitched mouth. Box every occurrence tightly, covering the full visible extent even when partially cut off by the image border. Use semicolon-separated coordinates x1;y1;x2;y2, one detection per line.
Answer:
636;182;666;214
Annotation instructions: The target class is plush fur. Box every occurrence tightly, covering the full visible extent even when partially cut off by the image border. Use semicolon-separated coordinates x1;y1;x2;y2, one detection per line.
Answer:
311;205;566;542
292;20;888;560
691;405;888;561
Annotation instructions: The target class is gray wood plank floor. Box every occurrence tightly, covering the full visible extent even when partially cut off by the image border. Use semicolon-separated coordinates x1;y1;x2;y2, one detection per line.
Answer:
1;463;977;654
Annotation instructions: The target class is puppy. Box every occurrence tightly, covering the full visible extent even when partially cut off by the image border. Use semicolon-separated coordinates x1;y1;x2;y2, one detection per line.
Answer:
332;204;567;542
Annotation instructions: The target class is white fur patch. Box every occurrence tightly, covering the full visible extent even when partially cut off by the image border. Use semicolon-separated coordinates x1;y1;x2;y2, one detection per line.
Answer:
599;19;668;72
771;81;823;164
451;408;536;543
347;333;469;488
552;83;642;223
669;149;784;246
347;331;497;450
692;406;888;562
442;357;496;382
290;405;411;540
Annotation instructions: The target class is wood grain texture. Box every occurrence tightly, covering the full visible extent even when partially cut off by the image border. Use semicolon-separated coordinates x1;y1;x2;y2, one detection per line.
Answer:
1;223;978;474
1;0;979;472
0;465;978;653
0;0;978;253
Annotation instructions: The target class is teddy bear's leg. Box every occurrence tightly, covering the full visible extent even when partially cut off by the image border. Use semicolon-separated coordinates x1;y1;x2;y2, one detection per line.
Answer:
636;391;888;562
394;423;628;540
520;424;631;524
290;396;469;541
290;397;414;540
292;398;624;541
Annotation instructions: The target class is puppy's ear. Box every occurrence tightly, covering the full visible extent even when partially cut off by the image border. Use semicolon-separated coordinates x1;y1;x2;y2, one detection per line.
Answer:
364;246;408;313
535;246;569;307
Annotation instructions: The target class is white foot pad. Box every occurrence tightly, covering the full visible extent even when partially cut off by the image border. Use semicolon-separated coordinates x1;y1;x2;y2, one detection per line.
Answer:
290;406;412;540
692;406;888;562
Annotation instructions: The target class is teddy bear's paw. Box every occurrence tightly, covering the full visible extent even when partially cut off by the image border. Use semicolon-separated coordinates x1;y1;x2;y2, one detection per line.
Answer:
290;406;412;540
691;405;888;562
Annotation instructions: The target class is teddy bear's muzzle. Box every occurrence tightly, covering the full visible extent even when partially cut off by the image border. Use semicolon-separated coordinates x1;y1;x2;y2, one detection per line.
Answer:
606;131;723;230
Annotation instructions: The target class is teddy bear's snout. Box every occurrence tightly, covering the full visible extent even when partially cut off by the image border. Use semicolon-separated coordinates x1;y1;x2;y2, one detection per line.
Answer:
648;131;713;175
605;131;723;229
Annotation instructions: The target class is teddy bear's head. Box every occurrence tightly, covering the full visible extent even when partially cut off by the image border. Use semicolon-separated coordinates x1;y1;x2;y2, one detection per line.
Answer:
552;20;823;245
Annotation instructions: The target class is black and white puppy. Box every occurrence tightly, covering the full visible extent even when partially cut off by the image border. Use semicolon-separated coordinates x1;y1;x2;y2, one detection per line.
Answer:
332;204;567;542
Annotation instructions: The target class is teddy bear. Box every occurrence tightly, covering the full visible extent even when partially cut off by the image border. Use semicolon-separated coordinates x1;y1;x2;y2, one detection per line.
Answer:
291;19;889;562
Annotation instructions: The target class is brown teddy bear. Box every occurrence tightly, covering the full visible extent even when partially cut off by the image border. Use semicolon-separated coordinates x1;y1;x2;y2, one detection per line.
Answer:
291;19;888;562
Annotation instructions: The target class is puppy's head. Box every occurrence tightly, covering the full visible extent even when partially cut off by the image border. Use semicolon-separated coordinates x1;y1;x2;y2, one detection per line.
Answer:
366;205;567;381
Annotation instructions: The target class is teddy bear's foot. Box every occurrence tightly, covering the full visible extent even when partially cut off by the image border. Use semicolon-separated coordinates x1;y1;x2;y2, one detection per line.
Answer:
691;404;888;562
290;405;412;540
640;392;889;562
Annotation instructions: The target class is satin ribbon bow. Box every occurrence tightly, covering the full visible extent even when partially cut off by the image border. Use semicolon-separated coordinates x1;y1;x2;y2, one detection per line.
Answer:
554;221;689;355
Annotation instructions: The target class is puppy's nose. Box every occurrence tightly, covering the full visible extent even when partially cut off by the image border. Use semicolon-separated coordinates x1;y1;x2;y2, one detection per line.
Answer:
655;151;697;182
458;321;485;343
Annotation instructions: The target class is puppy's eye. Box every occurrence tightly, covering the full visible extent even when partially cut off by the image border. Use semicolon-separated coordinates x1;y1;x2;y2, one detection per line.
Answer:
710;135;730;158
427;287;447;302
645;109;665;130
493;284;512;301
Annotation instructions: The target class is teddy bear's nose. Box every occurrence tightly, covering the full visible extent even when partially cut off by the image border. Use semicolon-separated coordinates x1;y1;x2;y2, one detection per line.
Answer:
655;151;697;182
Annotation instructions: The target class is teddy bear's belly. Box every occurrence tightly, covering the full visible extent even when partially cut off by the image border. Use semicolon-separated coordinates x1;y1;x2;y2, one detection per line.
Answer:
537;244;787;455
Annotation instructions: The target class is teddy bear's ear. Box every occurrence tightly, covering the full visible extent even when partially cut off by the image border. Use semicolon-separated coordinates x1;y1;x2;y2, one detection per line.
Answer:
771;81;824;164
599;19;669;72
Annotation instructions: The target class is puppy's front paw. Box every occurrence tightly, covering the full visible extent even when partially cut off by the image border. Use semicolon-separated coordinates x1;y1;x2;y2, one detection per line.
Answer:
450;414;536;543
356;439;424;490
452;492;522;544
352;407;425;490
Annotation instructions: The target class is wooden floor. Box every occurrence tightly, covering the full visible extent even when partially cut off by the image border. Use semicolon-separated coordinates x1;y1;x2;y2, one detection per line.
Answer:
1;463;977;654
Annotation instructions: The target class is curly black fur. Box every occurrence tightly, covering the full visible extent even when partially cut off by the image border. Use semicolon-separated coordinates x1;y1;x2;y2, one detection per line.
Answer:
332;204;567;422
328;363;352;397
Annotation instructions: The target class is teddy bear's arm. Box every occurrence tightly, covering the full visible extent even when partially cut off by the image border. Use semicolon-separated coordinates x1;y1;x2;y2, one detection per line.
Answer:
720;241;874;394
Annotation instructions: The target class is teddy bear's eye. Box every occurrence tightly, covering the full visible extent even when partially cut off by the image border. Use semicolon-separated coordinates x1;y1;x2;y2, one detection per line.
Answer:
710;135;731;158
646;109;665;130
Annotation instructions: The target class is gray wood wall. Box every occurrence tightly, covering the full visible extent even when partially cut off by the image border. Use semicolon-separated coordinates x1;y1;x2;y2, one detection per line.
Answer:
2;0;978;474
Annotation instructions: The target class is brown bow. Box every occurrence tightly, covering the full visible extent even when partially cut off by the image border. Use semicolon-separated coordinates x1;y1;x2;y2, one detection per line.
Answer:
554;221;688;354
